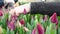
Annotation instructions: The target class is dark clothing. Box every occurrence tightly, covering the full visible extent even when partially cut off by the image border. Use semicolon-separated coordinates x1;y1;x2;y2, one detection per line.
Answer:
0;0;4;8
31;2;60;16
0;0;17;9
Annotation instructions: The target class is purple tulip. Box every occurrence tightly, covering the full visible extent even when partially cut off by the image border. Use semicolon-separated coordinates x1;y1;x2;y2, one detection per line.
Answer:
43;15;48;22
8;21;15;30
32;28;36;34
20;19;25;25
50;13;58;25
37;23;44;34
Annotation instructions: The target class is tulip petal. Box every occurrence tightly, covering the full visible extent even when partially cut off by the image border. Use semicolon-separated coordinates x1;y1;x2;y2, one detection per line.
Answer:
37;23;44;34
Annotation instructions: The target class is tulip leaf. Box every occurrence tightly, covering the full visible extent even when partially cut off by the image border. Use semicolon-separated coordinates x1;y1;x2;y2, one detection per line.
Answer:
51;23;56;34
45;26;50;34
10;30;14;34
46;22;57;34
6;27;10;34
27;23;32;30
18;26;25;34
26;30;31;34
2;29;6;34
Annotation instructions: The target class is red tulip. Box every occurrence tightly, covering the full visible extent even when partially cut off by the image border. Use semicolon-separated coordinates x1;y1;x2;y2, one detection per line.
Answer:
32;28;36;34
8;21;15;30
50;13;58;25
20;19;25;25
37;23;44;34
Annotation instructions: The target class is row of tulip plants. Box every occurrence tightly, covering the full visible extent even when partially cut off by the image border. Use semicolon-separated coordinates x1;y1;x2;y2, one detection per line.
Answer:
0;2;60;34
0;8;59;34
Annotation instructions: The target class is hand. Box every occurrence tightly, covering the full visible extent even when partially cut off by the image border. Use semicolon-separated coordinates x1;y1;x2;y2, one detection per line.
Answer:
9;3;30;16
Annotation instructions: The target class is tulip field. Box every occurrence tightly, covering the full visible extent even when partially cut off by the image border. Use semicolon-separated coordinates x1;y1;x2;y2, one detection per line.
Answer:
0;3;60;34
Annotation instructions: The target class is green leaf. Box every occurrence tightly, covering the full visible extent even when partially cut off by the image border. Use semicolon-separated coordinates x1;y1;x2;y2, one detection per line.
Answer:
10;30;14;34
45;23;57;34
2;29;6;34
6;27;10;34
1;13;9;29
58;27;60;34
27;23;32;30
26;30;31;34
50;23;56;34
18;26;24;34
23;15;27;22
45;26;50;34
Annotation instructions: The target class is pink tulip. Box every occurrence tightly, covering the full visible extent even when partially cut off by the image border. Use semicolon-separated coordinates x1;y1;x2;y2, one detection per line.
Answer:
20;19;25;25
11;13;17;21
50;13;58;25
43;15;48;22
23;8;27;14
8;21;15;30
37;23;44;34
0;9;3;16
32;28;36;34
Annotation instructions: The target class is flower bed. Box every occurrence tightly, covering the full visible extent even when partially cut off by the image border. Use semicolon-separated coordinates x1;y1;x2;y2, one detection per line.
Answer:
0;3;59;34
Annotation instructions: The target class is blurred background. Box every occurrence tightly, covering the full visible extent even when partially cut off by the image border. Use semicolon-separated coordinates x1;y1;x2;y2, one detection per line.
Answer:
19;0;60;2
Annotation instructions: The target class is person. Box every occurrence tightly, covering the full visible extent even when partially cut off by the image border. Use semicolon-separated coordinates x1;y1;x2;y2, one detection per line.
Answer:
0;0;60;16
0;0;18;9
0;0;4;8
9;2;60;16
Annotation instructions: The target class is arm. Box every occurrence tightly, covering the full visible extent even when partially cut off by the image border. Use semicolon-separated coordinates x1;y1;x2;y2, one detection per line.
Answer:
9;3;30;16
31;2;60;16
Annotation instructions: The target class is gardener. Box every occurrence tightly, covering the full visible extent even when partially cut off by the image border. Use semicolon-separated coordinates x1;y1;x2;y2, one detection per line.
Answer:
0;0;60;16
9;2;60;16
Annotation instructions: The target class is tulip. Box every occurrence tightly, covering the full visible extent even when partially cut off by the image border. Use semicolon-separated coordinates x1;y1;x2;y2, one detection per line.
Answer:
16;20;21;27
11;13;17;21
0;9;3;16
37;23;44;34
23;27;29;32
23;8;27;14
8;20;15;30
19;19;25;25
32;28;36;34
50;13;58;25
43;15;48;22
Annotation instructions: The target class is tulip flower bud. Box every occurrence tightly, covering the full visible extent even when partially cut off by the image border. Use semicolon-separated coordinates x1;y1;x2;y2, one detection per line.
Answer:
0;9;3;16
23;8;27;14
20;19;25;25
23;27;29;32
11;13;17;21
43;15;48;22
37;23;44;34
32;28;36;34
50;13;58;25
8;21;15;30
